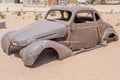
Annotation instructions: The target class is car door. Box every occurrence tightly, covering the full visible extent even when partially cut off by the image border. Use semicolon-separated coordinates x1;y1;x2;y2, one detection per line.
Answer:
70;11;99;50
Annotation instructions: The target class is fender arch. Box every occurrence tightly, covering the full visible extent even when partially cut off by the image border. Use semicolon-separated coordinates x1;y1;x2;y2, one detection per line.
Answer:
1;31;15;54
101;27;118;45
20;40;73;66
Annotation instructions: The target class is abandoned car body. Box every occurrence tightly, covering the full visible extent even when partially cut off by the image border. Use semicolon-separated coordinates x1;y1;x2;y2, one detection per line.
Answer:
1;7;118;66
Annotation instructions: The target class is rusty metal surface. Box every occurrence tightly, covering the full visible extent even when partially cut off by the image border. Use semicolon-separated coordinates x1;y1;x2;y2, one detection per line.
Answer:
71;23;99;50
49;6;99;13
20;40;72;66
102;27;118;43
1;31;15;54
1;6;118;66
8;20;67;47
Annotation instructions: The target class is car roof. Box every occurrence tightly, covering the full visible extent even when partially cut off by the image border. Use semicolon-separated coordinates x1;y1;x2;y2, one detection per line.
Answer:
50;6;98;13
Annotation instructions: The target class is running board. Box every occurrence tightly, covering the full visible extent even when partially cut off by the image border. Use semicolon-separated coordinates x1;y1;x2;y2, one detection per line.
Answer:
73;45;102;55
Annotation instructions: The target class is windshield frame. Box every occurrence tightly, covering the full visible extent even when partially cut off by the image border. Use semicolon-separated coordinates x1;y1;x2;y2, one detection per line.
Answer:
45;9;72;22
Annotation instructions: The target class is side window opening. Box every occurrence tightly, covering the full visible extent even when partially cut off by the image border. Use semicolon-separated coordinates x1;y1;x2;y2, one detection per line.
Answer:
74;11;94;23
62;11;72;21
95;13;100;21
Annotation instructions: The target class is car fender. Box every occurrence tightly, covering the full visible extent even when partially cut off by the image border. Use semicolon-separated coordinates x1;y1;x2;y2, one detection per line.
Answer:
20;40;73;66
101;27;118;45
1;31;15;54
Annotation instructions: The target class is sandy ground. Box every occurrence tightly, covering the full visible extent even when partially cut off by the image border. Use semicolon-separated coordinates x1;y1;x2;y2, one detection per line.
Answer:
0;5;120;80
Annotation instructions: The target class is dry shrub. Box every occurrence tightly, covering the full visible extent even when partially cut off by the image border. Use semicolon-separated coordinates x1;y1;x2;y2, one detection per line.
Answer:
23;11;26;14
115;22;120;26
0;12;6;19
16;11;22;16
34;13;43;20
50;11;56;16
110;9;114;14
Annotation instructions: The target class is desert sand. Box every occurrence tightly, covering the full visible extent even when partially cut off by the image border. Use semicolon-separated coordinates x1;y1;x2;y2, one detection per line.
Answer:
0;5;120;80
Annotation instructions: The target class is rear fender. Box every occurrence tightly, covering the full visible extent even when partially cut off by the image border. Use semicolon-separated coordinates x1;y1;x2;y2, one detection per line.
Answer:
102;28;118;44
20;40;73;66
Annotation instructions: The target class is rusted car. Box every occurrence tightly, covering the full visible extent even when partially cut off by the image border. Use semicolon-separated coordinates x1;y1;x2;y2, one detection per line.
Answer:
1;6;118;66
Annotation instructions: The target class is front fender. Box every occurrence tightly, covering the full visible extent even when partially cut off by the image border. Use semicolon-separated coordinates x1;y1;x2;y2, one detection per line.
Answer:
20;40;72;66
1;31;15;55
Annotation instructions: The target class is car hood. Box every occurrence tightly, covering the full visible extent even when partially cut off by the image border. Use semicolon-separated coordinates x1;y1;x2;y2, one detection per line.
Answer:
9;20;67;46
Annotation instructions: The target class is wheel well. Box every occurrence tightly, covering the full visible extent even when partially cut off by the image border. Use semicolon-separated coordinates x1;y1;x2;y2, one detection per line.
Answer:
105;33;117;43
33;48;59;67
108;33;116;38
